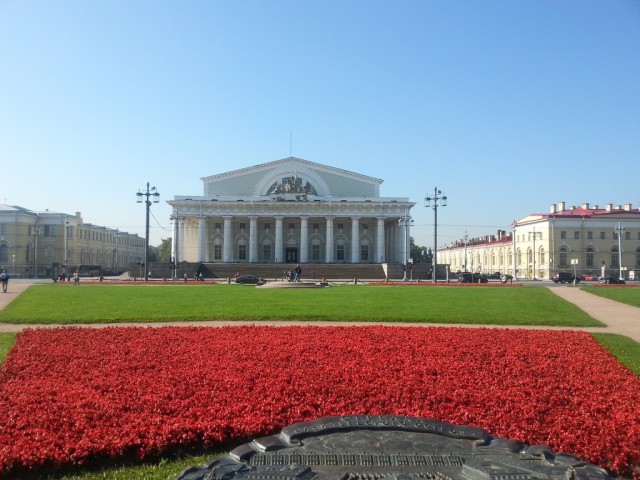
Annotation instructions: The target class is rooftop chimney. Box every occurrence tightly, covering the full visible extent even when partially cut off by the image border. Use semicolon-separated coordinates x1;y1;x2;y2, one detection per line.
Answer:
624;204;632;211
581;203;590;210
550;203;556;213
558;201;566;212
605;204;613;212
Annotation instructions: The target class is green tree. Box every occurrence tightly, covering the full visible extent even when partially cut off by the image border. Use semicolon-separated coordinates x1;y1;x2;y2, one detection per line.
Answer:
153;238;172;263
410;237;431;264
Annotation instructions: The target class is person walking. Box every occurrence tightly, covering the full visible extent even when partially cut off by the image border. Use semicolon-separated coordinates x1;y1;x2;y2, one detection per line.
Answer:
0;270;9;293
73;271;80;285
294;264;302;282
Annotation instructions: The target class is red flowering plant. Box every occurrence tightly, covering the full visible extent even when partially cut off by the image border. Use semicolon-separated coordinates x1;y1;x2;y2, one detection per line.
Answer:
0;326;638;478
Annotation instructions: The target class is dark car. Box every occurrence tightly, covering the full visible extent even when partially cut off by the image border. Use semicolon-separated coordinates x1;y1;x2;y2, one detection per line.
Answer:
457;272;488;283
551;272;578;284
234;275;267;285
599;276;626;285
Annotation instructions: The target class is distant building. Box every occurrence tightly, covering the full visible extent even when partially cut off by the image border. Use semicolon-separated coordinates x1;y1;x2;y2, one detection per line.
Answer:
167;157;415;265
0;205;145;278
439;202;640;280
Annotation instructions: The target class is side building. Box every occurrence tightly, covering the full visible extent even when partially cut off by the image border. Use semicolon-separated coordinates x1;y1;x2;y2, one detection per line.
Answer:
0;205;145;278
438;202;640;280
168;157;415;266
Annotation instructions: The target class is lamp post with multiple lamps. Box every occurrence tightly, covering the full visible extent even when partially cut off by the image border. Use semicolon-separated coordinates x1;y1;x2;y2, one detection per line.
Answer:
424;187;447;283
136;183;160;282
614;222;624;280
398;211;414;281
463;232;468;272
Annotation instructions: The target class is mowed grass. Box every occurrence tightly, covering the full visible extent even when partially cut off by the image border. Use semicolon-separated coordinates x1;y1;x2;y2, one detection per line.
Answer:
581;285;640;308
0;283;603;326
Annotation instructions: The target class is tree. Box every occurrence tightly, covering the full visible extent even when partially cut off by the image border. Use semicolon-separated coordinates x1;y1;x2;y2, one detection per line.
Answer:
410;237;431;264
149;238;171;263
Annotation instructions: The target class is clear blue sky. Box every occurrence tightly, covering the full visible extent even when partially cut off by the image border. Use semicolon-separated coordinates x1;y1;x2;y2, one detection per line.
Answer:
1;0;639;248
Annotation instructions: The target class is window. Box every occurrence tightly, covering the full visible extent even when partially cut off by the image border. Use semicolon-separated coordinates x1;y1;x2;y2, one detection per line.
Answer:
239;223;246;230
337;223;344;231
362;224;368;231
0;224;7;235
559;247;568;266
238;244;247;260
587;231;593;240
600;231;606;240
574;231;580;240
262;245;271;261
313;223;319;231
337;244;345;261
613;231;618;240
361;245;369;261
0;244;7;263
288;223;295;230
44;225;57;237
264;223;270;230
636;247;640;267
560;231;566;240
527;249;533;263
611;247;619;267
214;245;222;260
312;244;320;261
625;232;630;240
215;223;222;230
586;247;595;267
540;249;545;265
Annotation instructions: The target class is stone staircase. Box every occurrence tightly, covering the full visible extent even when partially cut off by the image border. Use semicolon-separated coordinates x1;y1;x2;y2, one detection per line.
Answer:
199;263;388;281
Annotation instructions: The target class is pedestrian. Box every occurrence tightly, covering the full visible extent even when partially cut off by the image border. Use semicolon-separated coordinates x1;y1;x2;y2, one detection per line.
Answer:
294;264;302;282
183;272;188;282
73;271;80;285
199;272;204;282
0;269;9;293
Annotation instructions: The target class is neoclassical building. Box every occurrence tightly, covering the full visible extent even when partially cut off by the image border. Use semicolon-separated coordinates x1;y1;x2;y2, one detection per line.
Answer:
168;157;415;265
0;205;145;278
438;202;640;280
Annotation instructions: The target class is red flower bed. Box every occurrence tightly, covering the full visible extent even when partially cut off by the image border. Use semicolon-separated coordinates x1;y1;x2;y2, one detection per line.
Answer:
368;282;522;286
0;326;638;478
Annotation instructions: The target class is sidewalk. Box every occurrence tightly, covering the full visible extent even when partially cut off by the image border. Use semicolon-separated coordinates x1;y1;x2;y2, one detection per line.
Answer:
0;281;638;342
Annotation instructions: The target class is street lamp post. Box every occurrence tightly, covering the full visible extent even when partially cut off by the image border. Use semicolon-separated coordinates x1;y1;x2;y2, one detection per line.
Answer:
424;187;447;283
398;211;414;281
136;183;160;282
32;226;42;279
614;222;624;280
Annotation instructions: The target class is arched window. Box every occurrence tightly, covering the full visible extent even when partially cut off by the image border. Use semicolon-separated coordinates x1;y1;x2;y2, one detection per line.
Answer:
516;248;522;265
527;248;533;263
611;246;619;267
539;248;545;265
507;249;512;266
558;247;568;266
586;247;595;267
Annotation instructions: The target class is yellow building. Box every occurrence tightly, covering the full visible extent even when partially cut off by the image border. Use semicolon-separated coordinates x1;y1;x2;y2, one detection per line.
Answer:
438;202;640;280
0;205;145;278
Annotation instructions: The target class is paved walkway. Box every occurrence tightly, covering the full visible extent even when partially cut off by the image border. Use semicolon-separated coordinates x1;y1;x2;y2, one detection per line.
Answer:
0;281;638;342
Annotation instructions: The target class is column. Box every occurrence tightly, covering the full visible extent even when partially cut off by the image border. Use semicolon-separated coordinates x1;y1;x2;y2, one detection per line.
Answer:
178;219;186;261
171;215;179;263
249;216;258;263
300;216;309;263
275;216;284;263
351;217;360;263
377;217;385;263
325;216;334;263
198;217;206;262
223;216;233;262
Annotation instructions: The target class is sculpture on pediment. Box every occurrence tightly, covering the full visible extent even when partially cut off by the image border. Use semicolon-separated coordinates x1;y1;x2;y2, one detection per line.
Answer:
270;174;317;200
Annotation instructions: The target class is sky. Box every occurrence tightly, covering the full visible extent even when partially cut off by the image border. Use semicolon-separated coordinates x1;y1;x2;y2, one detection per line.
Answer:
1;0;639;248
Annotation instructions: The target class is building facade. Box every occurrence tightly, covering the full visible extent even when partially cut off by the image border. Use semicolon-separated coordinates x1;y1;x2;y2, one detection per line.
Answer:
168;157;415;266
0;205;145;278
438;202;640;280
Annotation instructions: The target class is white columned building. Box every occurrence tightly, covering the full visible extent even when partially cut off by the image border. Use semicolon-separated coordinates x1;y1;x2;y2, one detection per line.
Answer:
167;157;415;266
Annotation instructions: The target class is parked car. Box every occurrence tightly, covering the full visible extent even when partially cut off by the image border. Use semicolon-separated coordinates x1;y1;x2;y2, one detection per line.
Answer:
457;272;489;283
485;272;502;279
551;272;578;284
235;275;267;285
599;276;626;285
582;273;599;281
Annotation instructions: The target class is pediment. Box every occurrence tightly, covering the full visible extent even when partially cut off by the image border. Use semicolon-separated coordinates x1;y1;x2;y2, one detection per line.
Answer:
201;157;382;198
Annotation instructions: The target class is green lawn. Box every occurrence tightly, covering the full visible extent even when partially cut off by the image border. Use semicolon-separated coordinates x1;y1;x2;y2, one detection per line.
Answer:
0;284;603;326
581;285;640;308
